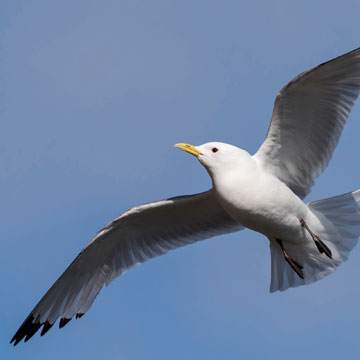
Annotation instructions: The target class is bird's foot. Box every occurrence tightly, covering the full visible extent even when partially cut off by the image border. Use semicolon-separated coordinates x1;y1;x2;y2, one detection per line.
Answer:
284;252;304;279
276;239;304;279
300;219;332;259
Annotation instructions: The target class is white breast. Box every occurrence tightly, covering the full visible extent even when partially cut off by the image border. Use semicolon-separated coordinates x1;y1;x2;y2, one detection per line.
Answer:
212;156;310;241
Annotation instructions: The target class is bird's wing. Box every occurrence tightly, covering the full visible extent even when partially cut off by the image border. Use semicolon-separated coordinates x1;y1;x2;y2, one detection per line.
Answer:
11;190;242;345
254;47;360;199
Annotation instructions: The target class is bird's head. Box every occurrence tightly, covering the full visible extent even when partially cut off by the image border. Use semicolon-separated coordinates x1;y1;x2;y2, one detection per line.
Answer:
175;142;251;179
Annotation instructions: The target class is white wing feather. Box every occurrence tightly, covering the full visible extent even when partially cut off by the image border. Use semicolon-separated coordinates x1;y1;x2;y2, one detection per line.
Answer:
254;47;360;198
11;190;242;344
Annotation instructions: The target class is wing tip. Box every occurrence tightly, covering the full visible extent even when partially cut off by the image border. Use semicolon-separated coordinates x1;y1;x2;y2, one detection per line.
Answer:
40;321;53;336
76;312;84;319
59;317;72;329
10;312;86;345
10;315;40;346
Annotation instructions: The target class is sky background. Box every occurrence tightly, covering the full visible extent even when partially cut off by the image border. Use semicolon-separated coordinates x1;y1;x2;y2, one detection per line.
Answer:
1;1;360;359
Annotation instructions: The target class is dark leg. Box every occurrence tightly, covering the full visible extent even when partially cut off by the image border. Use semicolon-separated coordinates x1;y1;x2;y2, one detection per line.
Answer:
300;219;332;259
276;239;304;279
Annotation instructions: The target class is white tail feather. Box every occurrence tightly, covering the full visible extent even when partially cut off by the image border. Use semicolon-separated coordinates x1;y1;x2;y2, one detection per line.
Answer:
270;189;360;292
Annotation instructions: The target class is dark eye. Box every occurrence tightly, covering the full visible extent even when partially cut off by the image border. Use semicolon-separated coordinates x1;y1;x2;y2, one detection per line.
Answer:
212;147;219;153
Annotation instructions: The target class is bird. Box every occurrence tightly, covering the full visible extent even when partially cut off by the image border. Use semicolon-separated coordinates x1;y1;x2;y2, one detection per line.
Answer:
11;47;360;346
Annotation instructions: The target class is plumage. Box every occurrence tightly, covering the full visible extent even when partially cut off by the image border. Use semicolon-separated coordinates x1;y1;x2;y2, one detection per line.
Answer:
11;47;360;345
255;48;360;198
11;191;241;345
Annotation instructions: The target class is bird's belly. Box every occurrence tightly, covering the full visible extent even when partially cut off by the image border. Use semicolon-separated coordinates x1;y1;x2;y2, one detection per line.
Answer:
215;176;309;241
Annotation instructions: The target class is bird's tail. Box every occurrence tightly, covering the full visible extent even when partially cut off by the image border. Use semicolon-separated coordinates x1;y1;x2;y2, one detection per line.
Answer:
270;189;360;292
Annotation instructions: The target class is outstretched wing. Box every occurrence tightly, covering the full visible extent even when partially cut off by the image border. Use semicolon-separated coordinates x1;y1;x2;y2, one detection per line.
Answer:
11;190;242;345
254;47;360;199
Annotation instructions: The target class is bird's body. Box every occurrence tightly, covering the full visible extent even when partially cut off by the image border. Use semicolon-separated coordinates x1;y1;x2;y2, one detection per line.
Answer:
11;47;360;345
210;147;308;241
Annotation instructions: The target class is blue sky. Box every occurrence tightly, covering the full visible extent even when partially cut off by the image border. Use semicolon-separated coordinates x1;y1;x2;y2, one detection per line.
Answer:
2;1;360;359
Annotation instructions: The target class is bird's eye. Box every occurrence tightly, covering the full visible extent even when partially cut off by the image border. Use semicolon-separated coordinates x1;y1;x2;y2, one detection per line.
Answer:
212;147;219;153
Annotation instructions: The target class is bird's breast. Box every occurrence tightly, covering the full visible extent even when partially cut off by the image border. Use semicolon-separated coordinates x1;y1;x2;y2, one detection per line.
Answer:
213;169;308;240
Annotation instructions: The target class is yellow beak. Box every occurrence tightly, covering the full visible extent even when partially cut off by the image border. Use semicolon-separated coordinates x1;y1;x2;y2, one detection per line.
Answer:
174;143;203;157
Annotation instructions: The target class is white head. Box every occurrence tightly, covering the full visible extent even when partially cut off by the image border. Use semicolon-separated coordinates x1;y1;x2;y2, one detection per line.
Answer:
175;141;251;178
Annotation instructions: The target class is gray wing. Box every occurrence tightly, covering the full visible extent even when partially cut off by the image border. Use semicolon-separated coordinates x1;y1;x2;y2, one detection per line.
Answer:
254;47;360;199
11;190;242;345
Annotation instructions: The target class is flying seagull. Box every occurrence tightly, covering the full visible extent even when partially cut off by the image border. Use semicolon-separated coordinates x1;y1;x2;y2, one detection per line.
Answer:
11;47;360;345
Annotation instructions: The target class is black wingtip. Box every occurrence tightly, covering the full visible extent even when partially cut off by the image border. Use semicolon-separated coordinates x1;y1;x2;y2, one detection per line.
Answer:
40;321;53;336
11;315;40;346
59;317;72;329
11;338;21;347
11;315;60;345
24;322;42;343
11;312;84;345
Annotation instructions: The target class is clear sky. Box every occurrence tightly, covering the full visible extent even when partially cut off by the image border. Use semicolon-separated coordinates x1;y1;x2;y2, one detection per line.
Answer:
2;1;360;359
